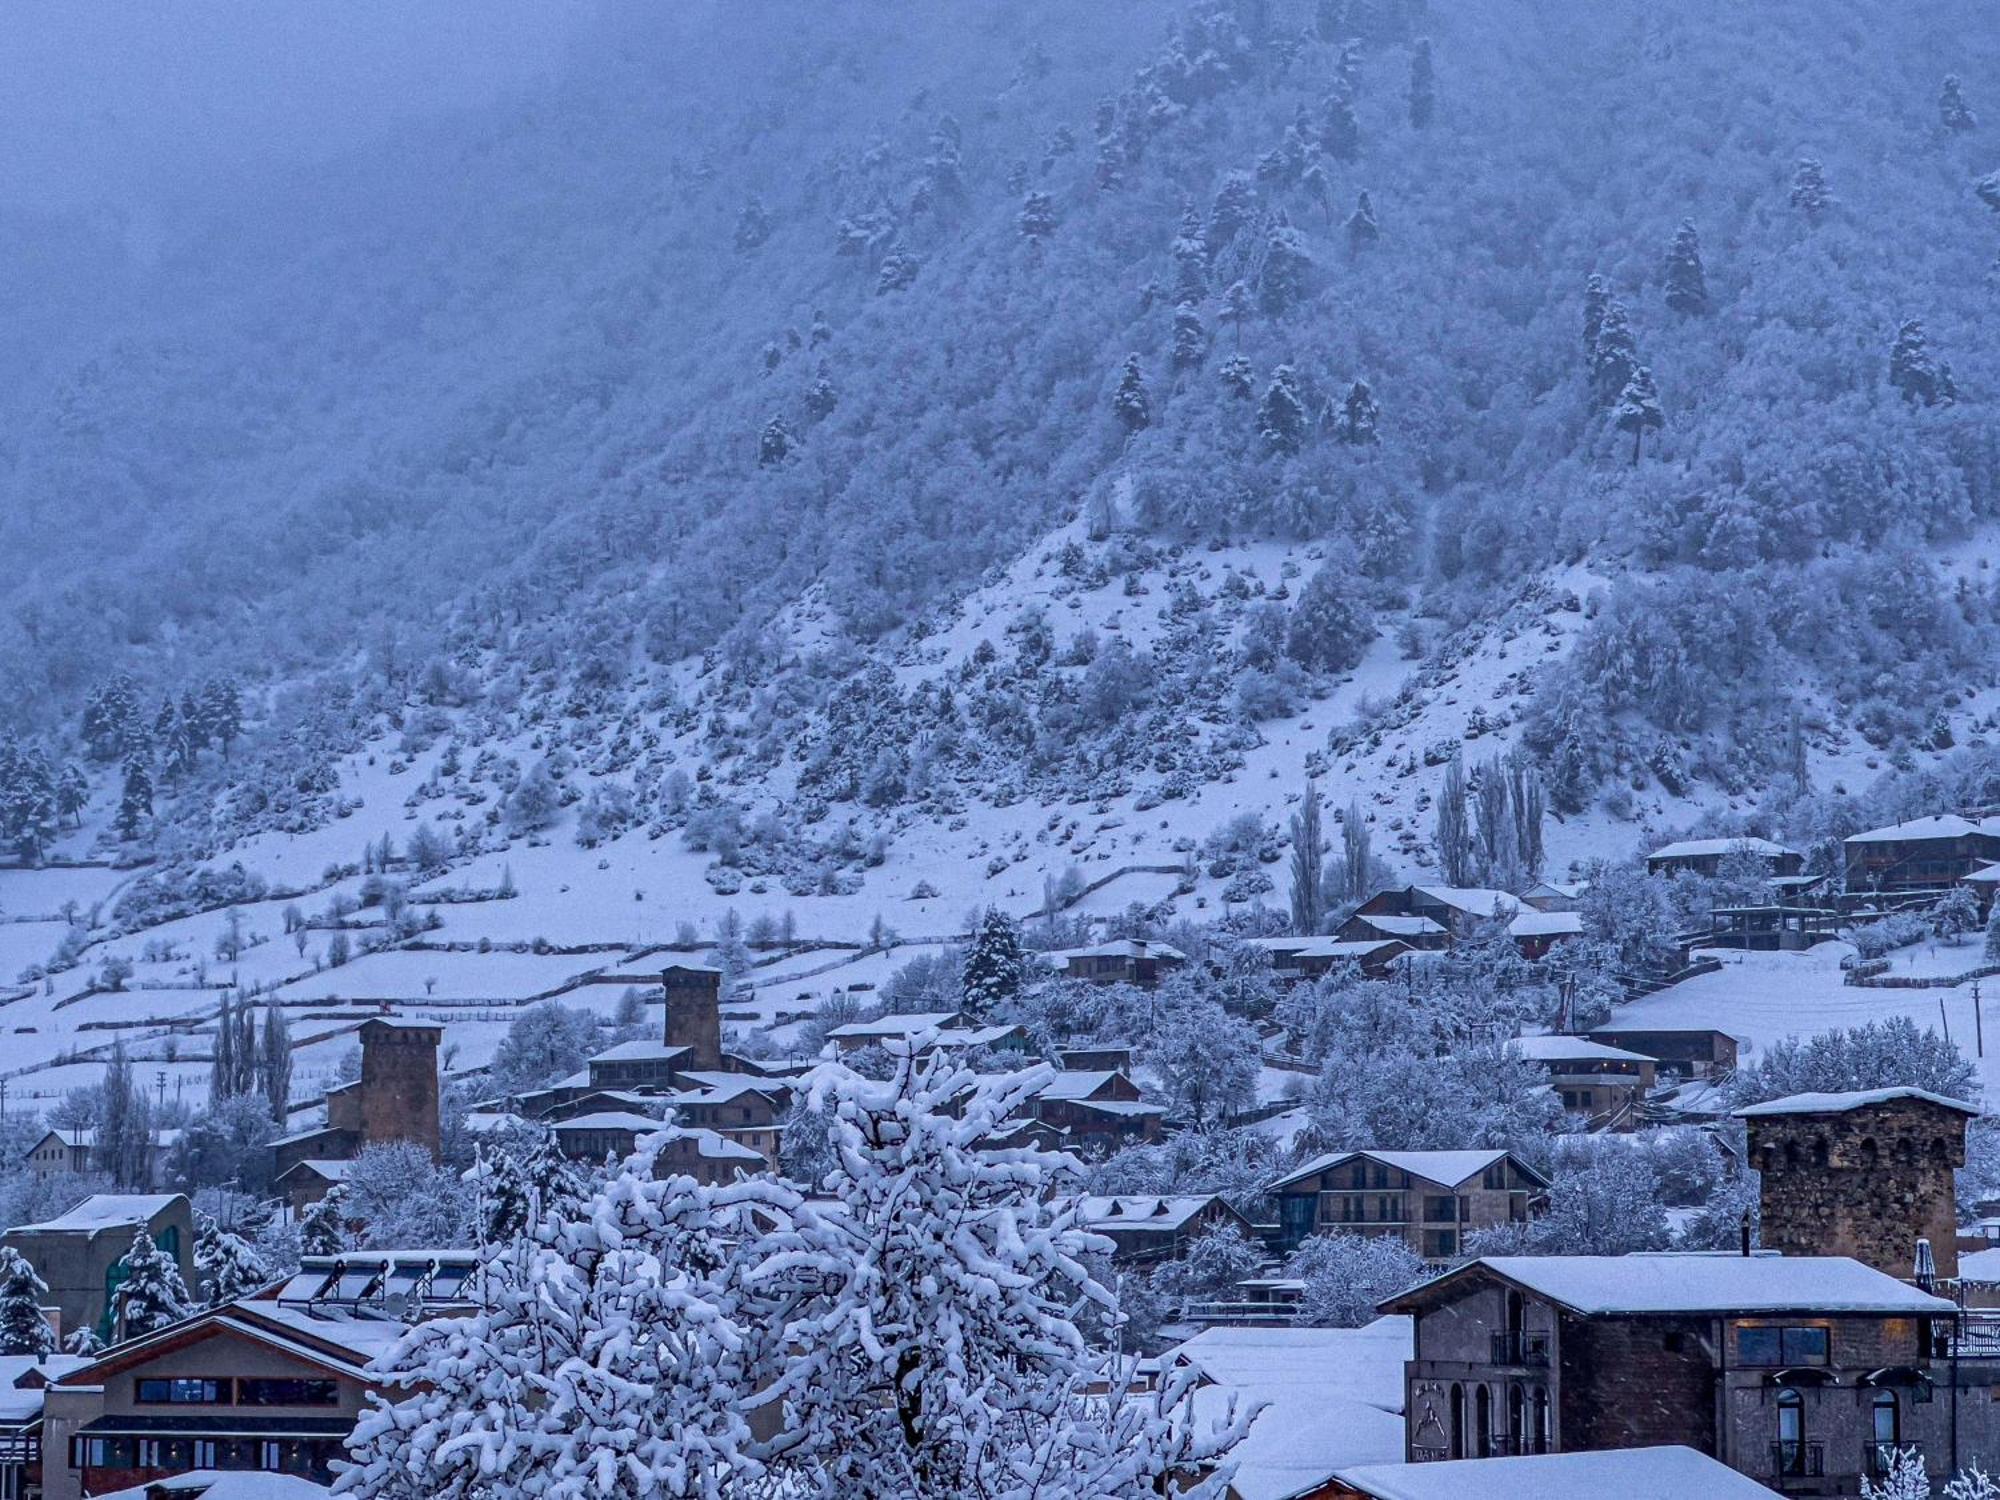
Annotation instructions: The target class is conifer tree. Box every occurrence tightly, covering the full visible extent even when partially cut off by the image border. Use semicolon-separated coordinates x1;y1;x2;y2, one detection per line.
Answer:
1207;173;1257;252
1941;75;1977;132
62;1327;102;1358
475;1141;533;1246
1171;203;1209;303
1258;366;1309;455
259;1006;292;1121
1018;190;1057;245
1113;355;1151;433
195;1230;268;1308
1589;297;1639;411
1790;156;1830;220
1172;302;1208;372
57;763;88;827
758;416;793;467
299;1186;349;1257
1614;365;1665;463
1322;90;1360;162
111;1229;193;1341
1337;379;1380;444
1408;38;1435;127
804;366;838;422
1301;161;1332;221
1221;280;1254;347
0;1249;54;1356
1259;218;1310;314
115;756;152;839
1890;318;1952;406
1582;273;1610;358
1220;353;1256;399
1662;219;1708;314
200;678;242;758
961;908;1026;1014
876;245;920;293
1345;190;1380;251
1289;783;1327;935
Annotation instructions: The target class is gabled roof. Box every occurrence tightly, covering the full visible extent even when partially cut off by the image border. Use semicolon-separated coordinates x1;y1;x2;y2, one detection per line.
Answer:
548;1110;668;1133
589;1038;692;1063
10;1193;183;1236
272;1160;353;1187
660;1127;764;1163
1044;938;1187;963
1506;910;1584;938
1034;1070;1125;1100
1332;1445;1776;1499
1069;1195;1227;1233
1409;887;1516;918
1734;1086;1981;1119
0;1355;88;1424
1508;1036;1653;1065
53;1299;408;1392
1386;1254;1955;1318
827;1011;965;1039
1350;914;1447;937
1648;836;1796;862
1268;1148;1545;1195
1846;814;2000;844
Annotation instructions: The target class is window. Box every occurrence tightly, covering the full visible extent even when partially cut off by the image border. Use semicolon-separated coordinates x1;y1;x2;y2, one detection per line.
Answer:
1774;1389;1808;1477
1483;1164;1508;1190
237;1378;339;1407
1737;1326;1829;1365
77;1437;138;1469
1449;1384;1466;1459
137;1377;230;1404
1422;1196;1458;1222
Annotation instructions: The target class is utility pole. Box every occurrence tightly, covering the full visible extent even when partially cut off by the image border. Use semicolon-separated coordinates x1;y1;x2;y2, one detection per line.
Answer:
1977;981;1986;1059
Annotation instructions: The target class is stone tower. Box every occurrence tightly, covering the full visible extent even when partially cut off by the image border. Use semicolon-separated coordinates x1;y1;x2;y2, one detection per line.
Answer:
1736;1087;1975;1280
357;1017;443;1159
663;964;723;1072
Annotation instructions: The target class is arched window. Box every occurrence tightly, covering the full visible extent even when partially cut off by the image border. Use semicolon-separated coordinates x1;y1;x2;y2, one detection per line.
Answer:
1475;1386;1492;1458
1533;1386;1551;1454
1776;1388;1806;1477
1508;1385;1527;1454
1449;1384;1465;1459
1506;1290;1525;1334
1869;1390;1899;1476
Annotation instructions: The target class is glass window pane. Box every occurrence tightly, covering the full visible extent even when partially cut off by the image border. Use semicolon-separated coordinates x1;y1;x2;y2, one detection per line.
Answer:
1738;1327;1782;1365
1782;1327;1829;1365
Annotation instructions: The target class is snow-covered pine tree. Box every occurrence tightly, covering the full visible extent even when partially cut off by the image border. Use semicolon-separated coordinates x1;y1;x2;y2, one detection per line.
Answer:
1790;155;1830;220
111;1228;193;1341
1113;355;1151;433
961;908;1026;1014
1322;89;1360;162
114;756;151;839
1408;37;1435;127
1614;366;1665;464
1259;217;1309;314
1337;379;1380;444
299;1186;349;1257
1285;560;1374;671
474;1140;533;1246
1345;189;1380;251
1289;782;1326;935
1590;297;1640;411
1582;272;1610;359
1207;172;1257;252
1171;202;1208;302
62;1326;102;1358
1172;303;1208;372
1941;74;1977;131
259;1006;292;1120
775;1057;1250;1498
1018;190;1057;245
0;1248;55;1356
1220;353;1255;399
1663;219;1708;314
1220;280;1253;347
758;415;794;467
1258;366;1308;455
1890;318;1950;406
196;1229;269;1308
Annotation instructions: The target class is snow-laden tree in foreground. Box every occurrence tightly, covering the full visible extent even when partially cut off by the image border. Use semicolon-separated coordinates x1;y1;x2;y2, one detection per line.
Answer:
1947;1463;2000;1499
340;1058;1248;1500
111;1228;193;1341
1861;1447;1930;1500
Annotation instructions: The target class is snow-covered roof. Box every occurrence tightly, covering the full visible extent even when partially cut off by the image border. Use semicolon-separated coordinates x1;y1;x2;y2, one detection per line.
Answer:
275;1159;353;1184
1965;862;2000;885
94;1471;333;1500
0;1354;88;1424
1035;1070;1125;1100
1734;1086;1981;1119
1394;1254;1955;1317
548;1110;668;1133
1068;1098;1162;1119
1508;1036;1654;1065
670;1070;790;1101
1331;1445;1776;1499
1961;1247;2000;1283
589;1038;692;1063
1506;910;1584;938
1173;1319;1413;1500
1351;914;1447;937
1268;1148;1527;1194
1523;880;1586;900
1846;814;2000;844
1044;938;1187;963
1411;887;1516;918
1070;1195;1223;1233
665;1128;764;1162
11;1193;182;1236
1648;836;1796;862
828;1011;962;1039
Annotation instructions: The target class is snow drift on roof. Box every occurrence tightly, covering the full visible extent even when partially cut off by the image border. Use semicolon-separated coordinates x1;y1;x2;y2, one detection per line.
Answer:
1734;1086;1980;1118
1332;1444;1776;1499
12;1194;181;1235
1648;836;1796;861
1268;1148;1519;1194
1396;1254;1955;1316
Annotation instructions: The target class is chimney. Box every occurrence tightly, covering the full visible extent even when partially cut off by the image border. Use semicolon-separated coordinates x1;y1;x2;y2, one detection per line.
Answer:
663;965;724;1072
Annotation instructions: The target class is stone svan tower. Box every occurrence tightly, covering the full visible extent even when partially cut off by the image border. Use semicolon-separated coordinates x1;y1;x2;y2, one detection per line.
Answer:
663;963;723;1072
1736;1086;1975;1280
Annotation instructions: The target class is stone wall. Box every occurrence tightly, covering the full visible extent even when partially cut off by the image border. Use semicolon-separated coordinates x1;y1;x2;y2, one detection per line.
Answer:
1743;1096;1967;1279
1557;1312;1716;1454
358;1020;442;1159
663;966;722;1071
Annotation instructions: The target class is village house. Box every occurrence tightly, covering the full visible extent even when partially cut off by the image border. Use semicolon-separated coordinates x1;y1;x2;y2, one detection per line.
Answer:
1332;912;1450;952
1267;1149;1546;1259
1645;836;1804;879
1519;880;1586;913
36;1252;481;1500
1063;1196;1253;1265
825;1012;970;1054
1506;1037;1656;1130
270;1160;350;1219
1056;1045;1134;1073
1040;938;1187;987
1024;1070;1163;1147
1242;935;1412;980
0;1354;90;1500
1504;910;1582;961
1707;903;1841;952
1843;814;2000;900
23;1131;182;1194
1382;1253;1958;1491
1584;1027;1738;1082
269;1019;442;1183
1;1196;196;1350
1354;887;1518;942
1326;1445;1779;1499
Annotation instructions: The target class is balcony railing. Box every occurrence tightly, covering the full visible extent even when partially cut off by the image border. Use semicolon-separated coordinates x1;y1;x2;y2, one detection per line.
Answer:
1864;1442;1922;1480
1770;1440;1825;1480
1490;1331;1550;1366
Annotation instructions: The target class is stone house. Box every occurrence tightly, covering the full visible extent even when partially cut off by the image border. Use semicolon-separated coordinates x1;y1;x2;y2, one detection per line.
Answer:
1267;1149;1546;1259
269;1018;441;1182
1381;1253;1959;1493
